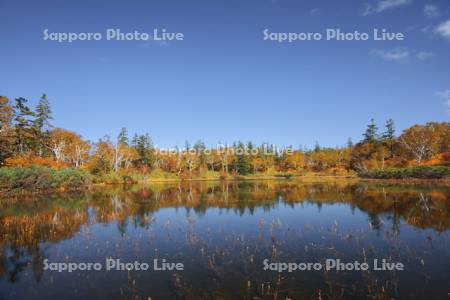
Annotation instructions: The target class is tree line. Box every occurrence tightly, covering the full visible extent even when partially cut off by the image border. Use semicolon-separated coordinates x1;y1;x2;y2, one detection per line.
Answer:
1;95;449;178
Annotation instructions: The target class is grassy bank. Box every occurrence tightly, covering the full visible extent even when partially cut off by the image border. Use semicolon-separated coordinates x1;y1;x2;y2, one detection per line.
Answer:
1;166;449;195
0;166;91;192
0;166;306;191
92;171;305;184
358;166;450;179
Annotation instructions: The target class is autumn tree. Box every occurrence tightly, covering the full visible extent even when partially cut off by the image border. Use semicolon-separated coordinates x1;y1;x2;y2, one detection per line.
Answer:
1;94;450;178
400;124;433;165
351;119;398;170
351;142;377;171
49;128;90;168
432;122;450;153
400;122;450;165
307;148;344;172
112;128;137;172
88;137;114;174
205;148;220;172
280;150;305;172
181;140;198;177
217;143;231;174
351;142;389;171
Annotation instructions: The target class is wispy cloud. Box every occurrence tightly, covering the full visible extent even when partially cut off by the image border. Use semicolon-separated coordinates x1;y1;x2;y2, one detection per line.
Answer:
436;90;450;99
421;25;433;33
416;51;433;60
435;18;450;38
362;0;412;16
424;4;440;18
309;8;320;15
370;48;433;62
436;90;450;115
370;48;409;62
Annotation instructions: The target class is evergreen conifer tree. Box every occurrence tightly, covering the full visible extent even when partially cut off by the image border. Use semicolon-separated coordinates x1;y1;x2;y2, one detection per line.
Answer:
363;119;378;142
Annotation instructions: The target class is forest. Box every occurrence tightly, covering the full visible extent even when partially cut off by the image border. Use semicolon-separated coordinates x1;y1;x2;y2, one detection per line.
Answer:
0;94;449;190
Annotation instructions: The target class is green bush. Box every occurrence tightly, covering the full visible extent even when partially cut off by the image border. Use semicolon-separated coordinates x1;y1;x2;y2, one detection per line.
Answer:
274;172;296;179
0;166;91;191
149;168;179;180
96;171;122;184
358;166;450;179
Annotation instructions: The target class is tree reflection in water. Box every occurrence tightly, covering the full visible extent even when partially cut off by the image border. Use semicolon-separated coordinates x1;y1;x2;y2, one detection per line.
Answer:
0;180;449;299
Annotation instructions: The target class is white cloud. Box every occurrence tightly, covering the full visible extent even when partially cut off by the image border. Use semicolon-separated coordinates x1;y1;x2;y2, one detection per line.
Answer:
436;90;450;115
309;8;320;15
370;48;409;61
416;51;433;60
435;18;450;38
362;0;412;16
370;49;433;62
436;90;450;99
444;99;450;115
421;25;433;33
424;4;440;18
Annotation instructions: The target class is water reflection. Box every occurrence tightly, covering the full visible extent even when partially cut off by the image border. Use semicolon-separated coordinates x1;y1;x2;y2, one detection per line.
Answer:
0;181;449;299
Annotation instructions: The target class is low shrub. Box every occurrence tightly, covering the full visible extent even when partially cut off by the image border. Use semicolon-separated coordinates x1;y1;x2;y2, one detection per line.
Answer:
149;168;179;180
358;166;450;179
96;171;122;184
202;170;221;180
0;166;91;191
274;172;295;179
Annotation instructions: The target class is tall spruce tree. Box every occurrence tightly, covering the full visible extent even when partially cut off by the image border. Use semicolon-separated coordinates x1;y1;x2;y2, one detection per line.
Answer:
118;127;129;145
193;140;206;166
382;118;395;140
132;133;153;167
34;94;52;131
314;141;321;152
236;141;251;175
0;96;14;164
382;118;396;158
34;94;53;156
13;97;35;154
346;137;353;148
363;119;378;142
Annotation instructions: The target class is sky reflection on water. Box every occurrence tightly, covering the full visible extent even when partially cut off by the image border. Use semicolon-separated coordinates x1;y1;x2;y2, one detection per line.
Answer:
0;181;449;299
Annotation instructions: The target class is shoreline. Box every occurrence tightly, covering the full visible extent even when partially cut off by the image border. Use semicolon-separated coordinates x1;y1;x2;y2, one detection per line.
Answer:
1;175;449;198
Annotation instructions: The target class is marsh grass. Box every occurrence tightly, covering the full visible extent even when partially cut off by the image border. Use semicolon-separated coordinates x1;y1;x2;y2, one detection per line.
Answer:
0;166;90;192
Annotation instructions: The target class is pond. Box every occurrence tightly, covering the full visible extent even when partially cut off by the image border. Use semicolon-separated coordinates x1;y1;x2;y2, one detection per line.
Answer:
0;180;449;299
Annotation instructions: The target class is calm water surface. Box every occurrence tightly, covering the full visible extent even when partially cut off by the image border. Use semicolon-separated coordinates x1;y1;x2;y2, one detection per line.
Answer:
0;180;449;299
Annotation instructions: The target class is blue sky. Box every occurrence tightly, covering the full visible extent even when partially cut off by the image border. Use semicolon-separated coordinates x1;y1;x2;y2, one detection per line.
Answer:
1;0;449;148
